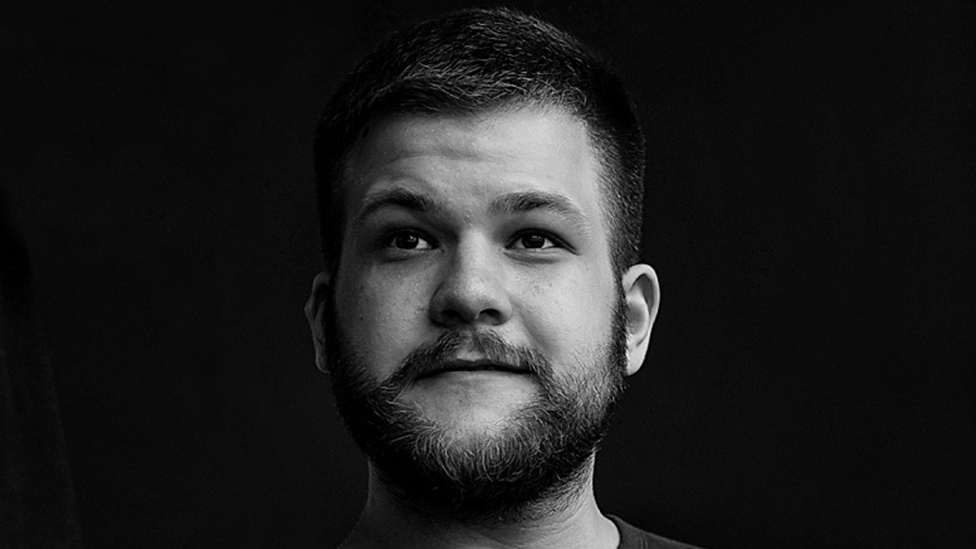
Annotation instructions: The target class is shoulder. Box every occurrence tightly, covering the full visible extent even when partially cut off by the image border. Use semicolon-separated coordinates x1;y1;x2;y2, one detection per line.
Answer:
609;515;706;549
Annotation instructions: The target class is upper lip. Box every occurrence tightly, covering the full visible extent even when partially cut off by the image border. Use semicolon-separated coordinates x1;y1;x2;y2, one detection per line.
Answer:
417;359;528;378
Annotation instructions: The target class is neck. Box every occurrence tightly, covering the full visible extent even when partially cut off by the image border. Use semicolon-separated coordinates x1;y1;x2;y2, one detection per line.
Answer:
338;458;619;549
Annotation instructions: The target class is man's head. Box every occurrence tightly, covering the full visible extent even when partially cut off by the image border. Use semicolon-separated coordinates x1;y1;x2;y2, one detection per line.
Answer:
313;7;646;278
306;8;660;522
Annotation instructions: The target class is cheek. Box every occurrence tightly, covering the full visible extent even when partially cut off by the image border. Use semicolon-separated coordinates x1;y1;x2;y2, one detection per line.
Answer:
517;266;616;359
335;266;431;378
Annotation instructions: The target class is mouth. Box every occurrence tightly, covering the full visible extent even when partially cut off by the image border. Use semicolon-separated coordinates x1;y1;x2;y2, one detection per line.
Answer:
415;359;529;380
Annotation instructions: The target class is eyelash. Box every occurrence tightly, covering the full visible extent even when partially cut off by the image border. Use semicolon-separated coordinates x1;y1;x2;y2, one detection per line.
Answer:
510;230;564;250
381;229;435;251
378;229;567;252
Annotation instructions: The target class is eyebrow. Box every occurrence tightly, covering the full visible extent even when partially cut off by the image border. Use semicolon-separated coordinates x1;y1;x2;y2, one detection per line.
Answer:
488;191;591;230
351;187;591;230
352;188;448;227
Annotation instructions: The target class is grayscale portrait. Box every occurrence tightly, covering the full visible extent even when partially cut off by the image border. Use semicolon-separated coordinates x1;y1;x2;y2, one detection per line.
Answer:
2;1;972;548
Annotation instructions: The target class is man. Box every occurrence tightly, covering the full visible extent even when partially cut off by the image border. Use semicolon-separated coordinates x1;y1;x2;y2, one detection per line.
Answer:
305;8;700;548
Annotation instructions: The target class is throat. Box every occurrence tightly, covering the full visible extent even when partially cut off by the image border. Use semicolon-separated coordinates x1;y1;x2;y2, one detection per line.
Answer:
343;461;614;549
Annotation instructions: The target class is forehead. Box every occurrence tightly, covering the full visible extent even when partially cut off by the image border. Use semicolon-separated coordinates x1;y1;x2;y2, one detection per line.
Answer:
341;106;608;227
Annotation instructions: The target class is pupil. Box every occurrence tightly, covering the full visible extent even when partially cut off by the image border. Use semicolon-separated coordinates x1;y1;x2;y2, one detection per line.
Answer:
395;234;418;249
523;234;545;248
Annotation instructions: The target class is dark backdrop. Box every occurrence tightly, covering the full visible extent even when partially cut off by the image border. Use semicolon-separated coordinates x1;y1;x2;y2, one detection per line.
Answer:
2;0;973;547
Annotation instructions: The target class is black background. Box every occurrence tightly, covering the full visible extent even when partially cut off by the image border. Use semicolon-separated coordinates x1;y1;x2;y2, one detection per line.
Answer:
2;0;973;547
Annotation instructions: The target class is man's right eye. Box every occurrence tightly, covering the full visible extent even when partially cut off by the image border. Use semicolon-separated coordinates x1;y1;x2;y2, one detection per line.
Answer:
385;231;434;251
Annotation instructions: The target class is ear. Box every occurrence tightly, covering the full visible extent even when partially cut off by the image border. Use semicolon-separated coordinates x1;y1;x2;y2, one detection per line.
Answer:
620;264;661;377
305;271;332;373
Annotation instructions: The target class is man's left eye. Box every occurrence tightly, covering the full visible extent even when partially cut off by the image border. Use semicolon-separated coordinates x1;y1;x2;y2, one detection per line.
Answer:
512;232;557;250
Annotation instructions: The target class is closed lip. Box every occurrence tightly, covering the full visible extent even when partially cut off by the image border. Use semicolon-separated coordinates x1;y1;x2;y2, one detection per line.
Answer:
416;359;529;379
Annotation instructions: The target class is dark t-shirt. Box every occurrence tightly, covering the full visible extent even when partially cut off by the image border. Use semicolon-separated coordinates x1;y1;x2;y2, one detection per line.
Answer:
610;515;704;549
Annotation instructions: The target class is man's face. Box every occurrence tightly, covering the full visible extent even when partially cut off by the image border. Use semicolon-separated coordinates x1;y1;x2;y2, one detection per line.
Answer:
310;106;651;514
337;106;618;425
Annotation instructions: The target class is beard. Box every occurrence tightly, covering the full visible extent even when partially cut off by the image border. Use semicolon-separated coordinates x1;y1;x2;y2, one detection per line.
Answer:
324;293;629;523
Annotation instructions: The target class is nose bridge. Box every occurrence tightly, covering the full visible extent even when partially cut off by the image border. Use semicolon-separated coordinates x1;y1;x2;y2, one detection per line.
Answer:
430;232;510;326
453;233;494;281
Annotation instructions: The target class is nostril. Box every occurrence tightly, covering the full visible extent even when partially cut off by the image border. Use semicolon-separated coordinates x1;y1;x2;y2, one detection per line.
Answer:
431;303;502;327
429;287;509;327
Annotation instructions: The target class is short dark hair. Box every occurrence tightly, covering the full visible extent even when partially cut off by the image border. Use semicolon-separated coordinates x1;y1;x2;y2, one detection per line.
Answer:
314;7;645;276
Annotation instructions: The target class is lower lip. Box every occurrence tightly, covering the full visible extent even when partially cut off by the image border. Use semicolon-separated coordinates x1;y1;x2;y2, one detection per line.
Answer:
403;370;537;413
422;369;528;379
414;370;534;387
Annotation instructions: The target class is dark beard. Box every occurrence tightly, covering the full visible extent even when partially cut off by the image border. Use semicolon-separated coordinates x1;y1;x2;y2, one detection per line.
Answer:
325;294;629;523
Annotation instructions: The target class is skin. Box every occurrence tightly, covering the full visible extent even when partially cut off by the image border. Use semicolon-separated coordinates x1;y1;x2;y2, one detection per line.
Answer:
306;106;660;549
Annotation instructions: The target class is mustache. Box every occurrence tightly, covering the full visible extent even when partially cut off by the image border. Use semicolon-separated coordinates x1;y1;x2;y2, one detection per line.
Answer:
382;330;554;391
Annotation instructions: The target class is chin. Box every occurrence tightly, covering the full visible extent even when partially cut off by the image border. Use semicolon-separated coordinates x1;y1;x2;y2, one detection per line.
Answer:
399;389;537;435
425;410;534;449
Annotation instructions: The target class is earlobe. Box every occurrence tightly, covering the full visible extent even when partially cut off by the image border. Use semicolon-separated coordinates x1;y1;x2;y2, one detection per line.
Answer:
305;271;332;373
620;264;660;377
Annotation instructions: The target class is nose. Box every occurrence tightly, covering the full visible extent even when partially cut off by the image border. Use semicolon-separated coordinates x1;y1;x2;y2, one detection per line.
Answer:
428;239;512;328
